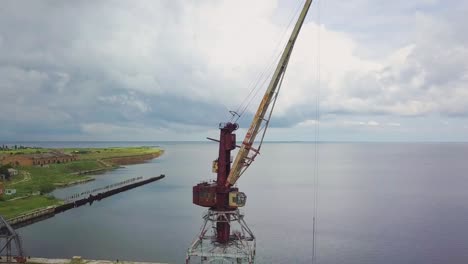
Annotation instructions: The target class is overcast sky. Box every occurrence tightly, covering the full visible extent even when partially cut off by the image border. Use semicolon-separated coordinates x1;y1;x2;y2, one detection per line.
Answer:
1;0;467;142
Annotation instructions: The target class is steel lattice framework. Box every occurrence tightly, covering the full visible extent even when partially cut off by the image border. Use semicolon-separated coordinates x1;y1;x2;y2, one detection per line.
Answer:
186;209;255;264
0;215;26;263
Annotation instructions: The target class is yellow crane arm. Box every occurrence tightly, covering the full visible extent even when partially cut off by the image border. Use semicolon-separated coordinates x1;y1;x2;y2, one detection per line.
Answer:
226;0;313;186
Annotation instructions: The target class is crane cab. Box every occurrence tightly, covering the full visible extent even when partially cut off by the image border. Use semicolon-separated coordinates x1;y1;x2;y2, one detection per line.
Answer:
229;191;247;207
193;182;246;208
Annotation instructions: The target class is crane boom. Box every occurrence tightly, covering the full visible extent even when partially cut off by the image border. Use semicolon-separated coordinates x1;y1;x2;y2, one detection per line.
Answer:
226;0;313;186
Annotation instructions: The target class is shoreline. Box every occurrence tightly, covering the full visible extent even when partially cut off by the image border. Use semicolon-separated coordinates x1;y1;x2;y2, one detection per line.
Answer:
53;177;95;188
8;175;165;229
0;147;164;219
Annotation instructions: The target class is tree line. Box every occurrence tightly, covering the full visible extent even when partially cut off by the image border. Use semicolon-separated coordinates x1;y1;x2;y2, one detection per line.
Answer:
0;145;42;151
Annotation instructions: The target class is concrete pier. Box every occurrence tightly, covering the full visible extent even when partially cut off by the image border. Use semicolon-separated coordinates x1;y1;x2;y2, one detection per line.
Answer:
8;175;166;229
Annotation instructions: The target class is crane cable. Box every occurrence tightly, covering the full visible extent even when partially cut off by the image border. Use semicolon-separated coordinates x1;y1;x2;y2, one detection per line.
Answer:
232;0;303;121
255;60;289;153
235;57;291;179
229;0;305;123
312;0;321;263
237;1;304;122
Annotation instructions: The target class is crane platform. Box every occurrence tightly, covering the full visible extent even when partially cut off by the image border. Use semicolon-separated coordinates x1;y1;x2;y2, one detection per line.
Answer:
186;209;255;264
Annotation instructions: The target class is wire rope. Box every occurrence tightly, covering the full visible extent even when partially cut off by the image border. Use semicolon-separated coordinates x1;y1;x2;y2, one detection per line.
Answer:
230;0;305;123
237;1;304;121
312;0;321;263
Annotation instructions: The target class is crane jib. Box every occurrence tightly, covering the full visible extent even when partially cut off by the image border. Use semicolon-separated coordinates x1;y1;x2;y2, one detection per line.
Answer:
226;0;313;186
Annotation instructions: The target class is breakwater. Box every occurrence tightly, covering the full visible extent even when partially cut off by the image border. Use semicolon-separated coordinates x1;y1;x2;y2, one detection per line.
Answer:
9;174;165;229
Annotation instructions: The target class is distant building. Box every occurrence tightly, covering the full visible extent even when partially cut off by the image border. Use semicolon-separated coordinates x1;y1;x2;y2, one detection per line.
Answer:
7;168;18;176
0;152;77;167
5;189;16;195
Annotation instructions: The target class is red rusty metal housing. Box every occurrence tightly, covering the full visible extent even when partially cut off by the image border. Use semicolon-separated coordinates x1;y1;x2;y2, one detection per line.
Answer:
192;122;244;243
192;182;216;207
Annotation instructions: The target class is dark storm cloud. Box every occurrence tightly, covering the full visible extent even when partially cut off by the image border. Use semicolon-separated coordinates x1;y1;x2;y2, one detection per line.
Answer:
0;0;228;139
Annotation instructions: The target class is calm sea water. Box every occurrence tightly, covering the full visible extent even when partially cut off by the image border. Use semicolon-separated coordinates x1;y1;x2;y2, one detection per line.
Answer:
9;142;468;263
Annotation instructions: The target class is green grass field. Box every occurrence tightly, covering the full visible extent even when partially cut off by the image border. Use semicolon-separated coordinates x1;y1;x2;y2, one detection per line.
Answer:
11;161;102;196
0;146;162;159
64;146;163;160
0;196;60;219
0;148;49;155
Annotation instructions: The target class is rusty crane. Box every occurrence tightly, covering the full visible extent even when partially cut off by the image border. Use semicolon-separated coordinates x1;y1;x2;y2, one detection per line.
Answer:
187;1;313;263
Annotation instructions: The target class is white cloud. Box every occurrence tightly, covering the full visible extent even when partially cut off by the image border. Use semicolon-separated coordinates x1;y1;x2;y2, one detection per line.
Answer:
387;122;401;127
0;0;467;141
98;94;151;113
342;120;403;128
295;119;319;128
